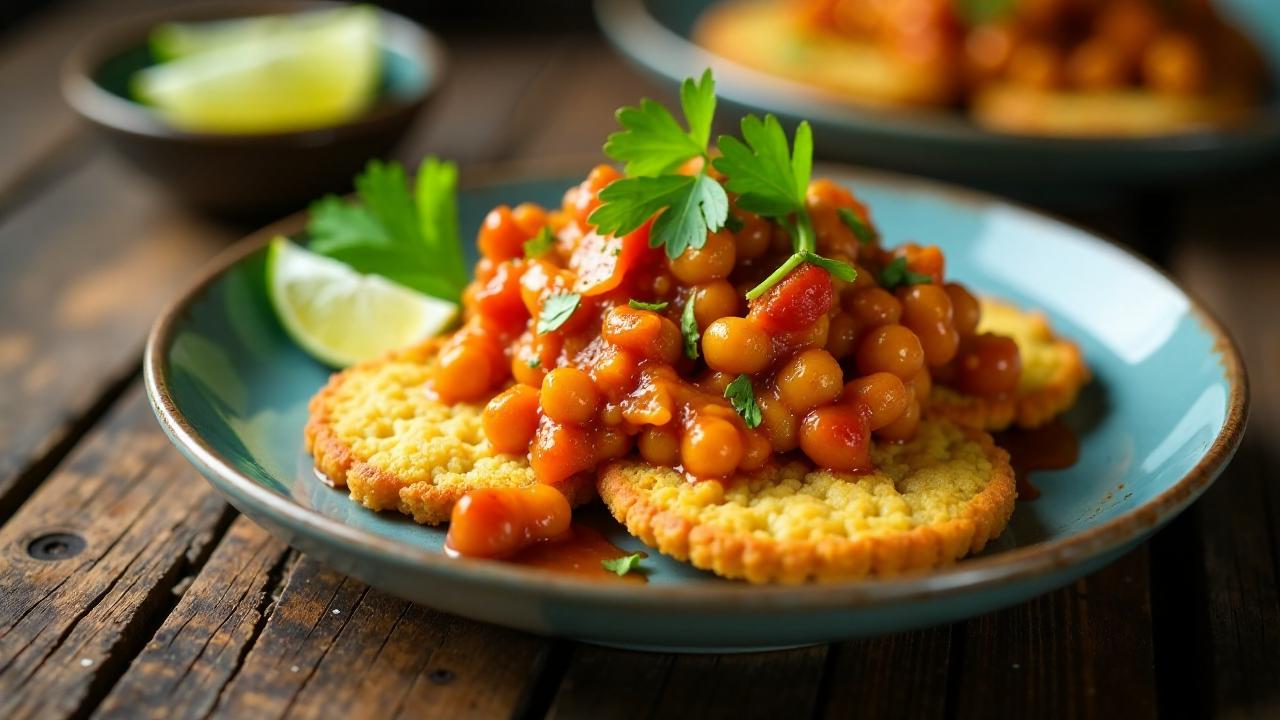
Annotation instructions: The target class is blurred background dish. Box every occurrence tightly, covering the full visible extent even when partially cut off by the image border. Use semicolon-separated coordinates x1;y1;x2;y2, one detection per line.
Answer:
596;0;1280;194
62;1;443;216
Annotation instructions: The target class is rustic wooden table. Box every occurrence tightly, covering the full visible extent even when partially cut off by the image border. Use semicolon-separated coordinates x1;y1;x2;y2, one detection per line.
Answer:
2;2;1278;718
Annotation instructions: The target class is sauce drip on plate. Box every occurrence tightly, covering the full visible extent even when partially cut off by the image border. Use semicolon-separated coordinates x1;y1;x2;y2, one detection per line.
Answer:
507;524;647;583
995;420;1079;500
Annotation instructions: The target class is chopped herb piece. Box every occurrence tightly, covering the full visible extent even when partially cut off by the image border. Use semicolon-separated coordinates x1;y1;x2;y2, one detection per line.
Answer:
628;299;670;312
526;357;541;369
590;173;728;260
955;0;1017;25
837;207;877;245
523;226;555;257
798;251;857;283
724;213;744;233
724;374;762;428
602;552;646;576
537;292;581;334
879;257;933;290
681;295;700;360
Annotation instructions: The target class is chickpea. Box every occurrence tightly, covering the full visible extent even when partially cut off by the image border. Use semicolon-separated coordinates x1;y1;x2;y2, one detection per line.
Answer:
965;23;1019;82
693;281;742;329
945;282;981;337
757;386;799;452
775;349;844;413
670;230;736;284
478;205;529;262
739;431;773;471
639;425;681;466
445;485;571;558
735;211;772;259
1007;41;1064;90
875;388;920;442
697;370;738;395
591;345;639;393
681;415;744;478
799;405;872;472
846;287;902;329
844;372;909;431
826;313;860;359
433;342;494;403
1068;38;1130;91
856;324;925;380
1143;32;1207;95
955;333;1022;397
703;317;773;375
530;419;595;485
540;367;600;424
511;203;548;236
595;427;633;462
900;284;959;366
909;368;933;403
482;385;541;454
602;305;682;364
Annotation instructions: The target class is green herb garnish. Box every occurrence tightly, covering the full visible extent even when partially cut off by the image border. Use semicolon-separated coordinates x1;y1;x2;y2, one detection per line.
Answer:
724;213;744;233
537;292;581;334
589;70;729;260
307;157;468;302
955;0;1017;24
526;357;541;369
879;257;933;290
838;207;877;246
681;295;700;360
523;226;555;257
724;374;762;428
713;114;855;300
628;299;670;312
602;552;647;576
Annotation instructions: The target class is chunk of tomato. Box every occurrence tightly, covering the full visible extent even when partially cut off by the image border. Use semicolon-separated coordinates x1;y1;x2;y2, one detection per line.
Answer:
571;221;655;296
748;263;836;334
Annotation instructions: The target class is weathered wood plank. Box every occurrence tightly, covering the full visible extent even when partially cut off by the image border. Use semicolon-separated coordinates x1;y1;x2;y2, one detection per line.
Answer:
0;155;235;520
951;547;1157;719
92;516;293;720
0;387;231;720
547;645;828;720
820;626;953;719
208;557;552;719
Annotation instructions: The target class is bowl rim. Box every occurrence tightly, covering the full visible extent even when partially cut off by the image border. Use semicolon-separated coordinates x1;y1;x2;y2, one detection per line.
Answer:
593;0;1280;154
60;0;446;144
144;156;1249;609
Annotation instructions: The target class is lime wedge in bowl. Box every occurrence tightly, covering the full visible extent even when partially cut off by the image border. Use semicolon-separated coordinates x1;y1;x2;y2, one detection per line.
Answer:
266;237;457;367
134;5;380;133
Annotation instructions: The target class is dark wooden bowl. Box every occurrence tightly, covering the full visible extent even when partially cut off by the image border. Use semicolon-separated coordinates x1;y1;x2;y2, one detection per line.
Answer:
61;1;445;217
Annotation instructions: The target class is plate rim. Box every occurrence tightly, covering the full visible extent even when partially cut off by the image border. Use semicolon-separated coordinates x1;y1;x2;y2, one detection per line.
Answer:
593;0;1280;153
144;157;1249;609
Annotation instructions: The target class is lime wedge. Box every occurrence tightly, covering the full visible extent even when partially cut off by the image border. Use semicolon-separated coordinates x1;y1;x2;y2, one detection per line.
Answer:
267;237;457;367
134;5;380;133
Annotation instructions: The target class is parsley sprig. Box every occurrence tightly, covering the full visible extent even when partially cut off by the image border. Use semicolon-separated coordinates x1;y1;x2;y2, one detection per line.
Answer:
589;70;729;260
712;115;855;300
307;158;468;303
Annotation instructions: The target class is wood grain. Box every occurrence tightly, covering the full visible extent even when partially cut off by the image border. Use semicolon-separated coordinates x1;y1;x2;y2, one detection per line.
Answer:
92;516;293;720
952;548;1157;720
0;156;234;521
547;645;828;720
209;557;552;719
820;626;953;719
0;387;231;720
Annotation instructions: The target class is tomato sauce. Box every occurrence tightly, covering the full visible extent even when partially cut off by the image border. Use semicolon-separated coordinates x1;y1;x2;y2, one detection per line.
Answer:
506;524;647;583
995;420;1080;501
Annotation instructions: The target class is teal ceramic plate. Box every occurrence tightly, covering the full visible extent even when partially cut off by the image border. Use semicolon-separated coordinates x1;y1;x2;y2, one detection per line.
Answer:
595;0;1280;190
145;163;1247;652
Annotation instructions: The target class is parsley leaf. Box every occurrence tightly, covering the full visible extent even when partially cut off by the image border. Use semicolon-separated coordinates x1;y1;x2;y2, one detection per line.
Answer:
537;293;581;334
603;69;716;177
838;207;877;245
523;226;555;258
879;257;933;290
724;375;762;428
590;174;728;259
602;552;647;576
629;299;669;311
714;115;812;217
681;295;700;360
307;157;468;303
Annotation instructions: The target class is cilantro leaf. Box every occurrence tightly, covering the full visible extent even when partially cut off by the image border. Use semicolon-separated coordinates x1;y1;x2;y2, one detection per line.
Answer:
724;375;762;428
629;299;669;311
523;226;555;258
879;257;933;290
602;552;647;576
838;207;877;245
714;115;812;217
681;295;700;360
537;292;581;334
604;69;716;177
589;174;728;259
306;157;468;303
